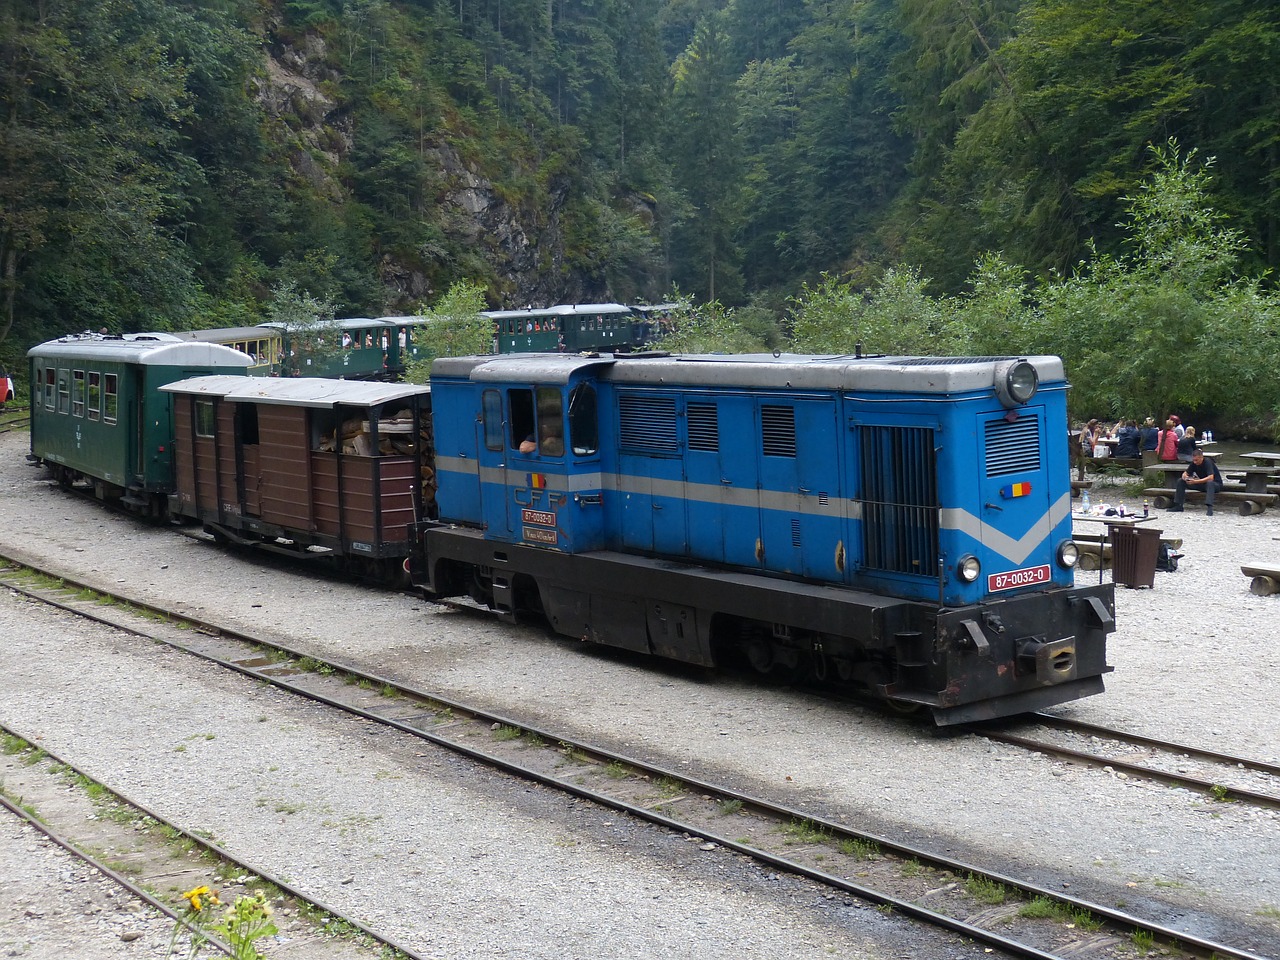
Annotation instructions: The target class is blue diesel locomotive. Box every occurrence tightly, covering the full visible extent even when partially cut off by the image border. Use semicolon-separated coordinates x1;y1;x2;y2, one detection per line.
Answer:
413;352;1115;724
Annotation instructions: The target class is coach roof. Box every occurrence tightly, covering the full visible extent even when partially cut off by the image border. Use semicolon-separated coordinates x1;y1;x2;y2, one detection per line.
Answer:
28;335;253;368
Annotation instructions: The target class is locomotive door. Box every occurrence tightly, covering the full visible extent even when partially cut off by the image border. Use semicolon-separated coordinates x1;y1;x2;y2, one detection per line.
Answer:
977;405;1053;571
757;397;840;578
683;394;759;567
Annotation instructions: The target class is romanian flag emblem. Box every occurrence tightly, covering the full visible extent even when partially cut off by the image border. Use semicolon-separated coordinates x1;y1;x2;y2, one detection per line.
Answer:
527;473;547;489
1000;482;1031;499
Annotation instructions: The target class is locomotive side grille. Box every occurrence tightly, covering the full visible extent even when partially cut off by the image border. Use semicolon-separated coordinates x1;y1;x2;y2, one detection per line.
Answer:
761;405;797;457
859;425;939;577
618;394;679;451
687;401;719;451
984;415;1041;477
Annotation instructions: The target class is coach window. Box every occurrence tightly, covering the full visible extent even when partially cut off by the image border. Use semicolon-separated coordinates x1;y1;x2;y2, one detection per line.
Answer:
87;372;101;420
536;386;564;457
104;374;118;424
195;400;216;438
72;370;85;417
568;383;597;456
57;369;70;414
44;367;55;410
482;389;504;451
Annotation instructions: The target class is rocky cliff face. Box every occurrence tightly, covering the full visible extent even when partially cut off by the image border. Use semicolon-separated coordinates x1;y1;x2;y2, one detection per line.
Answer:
252;31;595;310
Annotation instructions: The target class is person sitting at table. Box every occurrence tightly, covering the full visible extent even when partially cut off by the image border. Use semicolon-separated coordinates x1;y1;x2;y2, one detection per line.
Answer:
1168;448;1223;515
1176;426;1198;461
1114;419;1141;458
1156;419;1180;462
1139;416;1159;452
1170;414;1185;439
1080;419;1100;458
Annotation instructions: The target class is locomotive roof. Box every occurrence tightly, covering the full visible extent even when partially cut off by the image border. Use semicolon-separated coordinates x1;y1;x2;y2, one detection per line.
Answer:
161;375;430;407
435;352;1066;392
28;335;254;367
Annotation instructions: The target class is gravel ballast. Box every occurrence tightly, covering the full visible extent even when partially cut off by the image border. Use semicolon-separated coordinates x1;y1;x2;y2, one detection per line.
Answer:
0;430;1277;957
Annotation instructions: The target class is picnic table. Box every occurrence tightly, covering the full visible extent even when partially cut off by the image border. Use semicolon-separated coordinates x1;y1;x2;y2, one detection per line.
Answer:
1141;461;1278;515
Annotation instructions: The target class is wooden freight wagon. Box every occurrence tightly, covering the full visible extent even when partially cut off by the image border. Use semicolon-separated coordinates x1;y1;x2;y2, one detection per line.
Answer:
161;376;433;582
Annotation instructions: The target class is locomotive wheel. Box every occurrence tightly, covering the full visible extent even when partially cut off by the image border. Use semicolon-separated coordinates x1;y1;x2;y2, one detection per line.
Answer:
742;633;774;673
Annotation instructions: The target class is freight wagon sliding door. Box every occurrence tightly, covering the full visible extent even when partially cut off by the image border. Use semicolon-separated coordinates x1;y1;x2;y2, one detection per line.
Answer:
256;406;313;532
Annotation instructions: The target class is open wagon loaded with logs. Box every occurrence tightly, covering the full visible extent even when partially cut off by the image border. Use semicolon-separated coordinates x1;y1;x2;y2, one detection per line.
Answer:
162;376;435;583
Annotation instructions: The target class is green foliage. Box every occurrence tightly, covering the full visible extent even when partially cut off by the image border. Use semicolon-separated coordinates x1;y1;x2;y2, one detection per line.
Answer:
401;280;492;383
266;280;339;376
789;267;949;355
647;293;764;353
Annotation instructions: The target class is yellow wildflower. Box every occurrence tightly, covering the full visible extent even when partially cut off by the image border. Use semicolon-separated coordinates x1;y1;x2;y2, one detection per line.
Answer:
180;885;219;912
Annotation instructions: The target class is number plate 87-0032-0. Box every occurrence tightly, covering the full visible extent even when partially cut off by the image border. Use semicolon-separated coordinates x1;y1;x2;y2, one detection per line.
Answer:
987;564;1051;592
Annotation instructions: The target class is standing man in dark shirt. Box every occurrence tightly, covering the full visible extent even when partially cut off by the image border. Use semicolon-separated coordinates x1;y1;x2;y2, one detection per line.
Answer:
1168;449;1223;515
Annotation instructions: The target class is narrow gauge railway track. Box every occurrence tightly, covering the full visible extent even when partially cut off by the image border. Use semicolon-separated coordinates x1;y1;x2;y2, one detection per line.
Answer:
974;714;1280;810
0;732;422;960
0;554;1272;960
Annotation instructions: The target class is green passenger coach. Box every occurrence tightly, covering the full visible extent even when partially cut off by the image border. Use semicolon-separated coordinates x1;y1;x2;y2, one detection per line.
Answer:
27;334;254;515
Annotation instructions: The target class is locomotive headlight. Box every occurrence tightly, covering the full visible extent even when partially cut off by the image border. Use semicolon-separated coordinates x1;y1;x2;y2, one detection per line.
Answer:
1058;540;1080;568
957;555;981;582
995;359;1039;408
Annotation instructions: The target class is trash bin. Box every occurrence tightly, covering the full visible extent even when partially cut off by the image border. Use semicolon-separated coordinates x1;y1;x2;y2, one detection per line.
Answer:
1111;525;1162;588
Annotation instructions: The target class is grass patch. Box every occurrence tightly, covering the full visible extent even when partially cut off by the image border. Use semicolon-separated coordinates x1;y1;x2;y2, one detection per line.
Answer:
493;725;522;742
1019;896;1071;921
783;818;826;845
22;748;47;767
604;761;630;780
1;733;30;755
837;837;880;861
965;873;1008;905
716;798;743;816
1130;929;1155;954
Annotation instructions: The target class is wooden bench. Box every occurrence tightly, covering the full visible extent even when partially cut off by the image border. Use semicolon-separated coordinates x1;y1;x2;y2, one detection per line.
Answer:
1070;479;1094;499
1223;466;1280;494
1241;563;1280;596
1143;486;1278;516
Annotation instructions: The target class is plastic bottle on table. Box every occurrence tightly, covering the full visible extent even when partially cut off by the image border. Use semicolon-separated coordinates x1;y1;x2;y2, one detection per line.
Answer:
1081;488;1091;514
1143;499;1149;517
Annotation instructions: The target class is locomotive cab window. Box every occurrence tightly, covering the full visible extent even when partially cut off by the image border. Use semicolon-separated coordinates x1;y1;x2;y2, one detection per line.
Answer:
568;383;597;456
536;387;564;457
482;390;504;451
509;388;535;450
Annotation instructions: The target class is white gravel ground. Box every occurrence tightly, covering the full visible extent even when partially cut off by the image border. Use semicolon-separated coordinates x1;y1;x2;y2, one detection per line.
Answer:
0;429;1278;958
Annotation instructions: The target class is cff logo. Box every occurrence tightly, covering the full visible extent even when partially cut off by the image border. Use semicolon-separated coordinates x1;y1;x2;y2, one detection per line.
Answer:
988;564;1051;592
